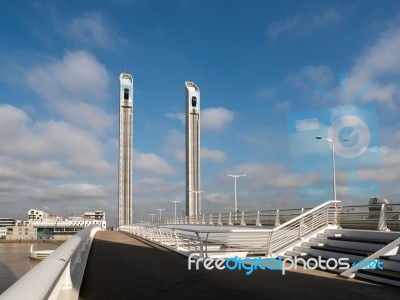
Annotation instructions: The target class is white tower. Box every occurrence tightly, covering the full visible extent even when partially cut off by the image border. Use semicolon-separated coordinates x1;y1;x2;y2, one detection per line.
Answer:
118;72;133;226
185;81;201;216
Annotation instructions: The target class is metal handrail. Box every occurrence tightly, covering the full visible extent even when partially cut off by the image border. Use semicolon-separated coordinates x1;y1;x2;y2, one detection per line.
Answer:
158;207;314;226
121;200;340;258
266;200;340;255
157;202;400;232
339;203;400;231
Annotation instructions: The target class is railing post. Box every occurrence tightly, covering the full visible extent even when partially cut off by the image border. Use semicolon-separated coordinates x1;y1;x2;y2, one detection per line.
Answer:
173;229;179;251
202;214;205;225
267;232;273;256
209;214;213;225
299;208;304;239
274;210;280;227
228;213;233;225
196;232;204;259
240;212;246;226
256;211;261;226
326;205;329;225
378;203;389;231
334;201;338;225
218;213;222;225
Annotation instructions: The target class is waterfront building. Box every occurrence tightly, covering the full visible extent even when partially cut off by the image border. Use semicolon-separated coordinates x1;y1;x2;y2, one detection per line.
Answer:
0;218;19;239
5;226;37;240
2;209;106;241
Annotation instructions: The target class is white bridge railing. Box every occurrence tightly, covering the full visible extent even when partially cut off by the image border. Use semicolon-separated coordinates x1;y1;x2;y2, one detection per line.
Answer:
157;207;314;227
0;225;101;300
120;200;341;258
339;203;400;231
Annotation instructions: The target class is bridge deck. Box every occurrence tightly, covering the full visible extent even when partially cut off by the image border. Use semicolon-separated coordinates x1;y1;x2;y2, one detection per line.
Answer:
79;231;399;300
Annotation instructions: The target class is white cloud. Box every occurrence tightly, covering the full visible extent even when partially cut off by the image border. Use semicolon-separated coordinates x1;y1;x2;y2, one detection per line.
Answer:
201;148;226;163
202;107;234;131
346;22;400;106
64;12;127;51
133;177;184;196
25;51;113;131
0;66;117;220
289;65;335;91
26;51;109;101
202;192;232;212
0;104;114;179
166;112;185;124
0;157;73;181
227;163;321;191
134;150;174;176
163;129;185;162
295;118;320;132
30;183;108;201
268;8;342;40
132;178;185;219
56;101;113;131
357;146;400;183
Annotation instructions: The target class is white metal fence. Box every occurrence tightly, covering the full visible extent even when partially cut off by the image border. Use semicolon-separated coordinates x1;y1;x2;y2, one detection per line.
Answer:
120;200;341;258
339;203;400;231
157;207;313;227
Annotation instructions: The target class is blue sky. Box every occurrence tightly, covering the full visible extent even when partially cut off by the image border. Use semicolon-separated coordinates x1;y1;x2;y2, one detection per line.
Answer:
1;0;400;226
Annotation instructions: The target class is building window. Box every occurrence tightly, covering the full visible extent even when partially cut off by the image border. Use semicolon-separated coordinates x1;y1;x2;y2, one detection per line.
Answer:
192;96;197;107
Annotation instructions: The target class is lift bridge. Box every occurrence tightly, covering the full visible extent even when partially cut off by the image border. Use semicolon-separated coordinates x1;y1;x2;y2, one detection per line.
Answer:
2;200;400;300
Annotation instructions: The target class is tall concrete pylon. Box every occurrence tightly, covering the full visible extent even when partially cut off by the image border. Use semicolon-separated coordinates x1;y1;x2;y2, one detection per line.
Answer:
118;72;133;226
185;81;201;216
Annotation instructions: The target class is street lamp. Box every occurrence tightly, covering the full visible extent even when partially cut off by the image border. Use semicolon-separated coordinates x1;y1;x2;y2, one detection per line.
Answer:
156;208;165;220
225;173;246;215
189;190;204;215
170;200;181;218
148;213;156;222
316;136;336;201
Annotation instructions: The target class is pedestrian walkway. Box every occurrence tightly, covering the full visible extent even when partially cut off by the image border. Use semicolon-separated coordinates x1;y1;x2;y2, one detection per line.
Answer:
79;231;399;300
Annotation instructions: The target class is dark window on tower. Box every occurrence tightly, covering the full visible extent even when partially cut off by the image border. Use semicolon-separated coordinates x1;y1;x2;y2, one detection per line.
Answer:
124;88;129;100
192;96;197;107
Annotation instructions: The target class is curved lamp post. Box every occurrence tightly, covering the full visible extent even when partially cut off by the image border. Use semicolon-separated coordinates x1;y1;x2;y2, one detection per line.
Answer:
225;173;246;218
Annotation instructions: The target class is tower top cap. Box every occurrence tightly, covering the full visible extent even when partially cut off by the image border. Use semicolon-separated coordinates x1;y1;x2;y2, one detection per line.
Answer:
185;81;199;92
120;72;133;82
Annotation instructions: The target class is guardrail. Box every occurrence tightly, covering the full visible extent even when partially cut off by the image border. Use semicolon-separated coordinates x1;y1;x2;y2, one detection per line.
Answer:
0;225;101;300
150;202;400;233
339;203;400;231
155;207;313;227
121;200;340;258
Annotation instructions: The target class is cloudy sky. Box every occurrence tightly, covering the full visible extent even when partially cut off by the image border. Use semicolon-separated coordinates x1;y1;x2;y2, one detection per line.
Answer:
1;0;400;226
